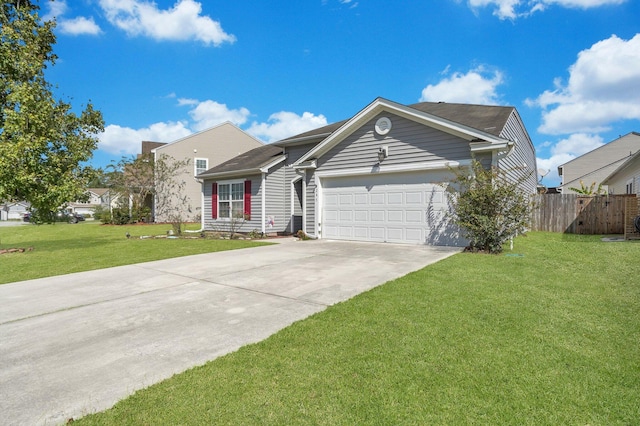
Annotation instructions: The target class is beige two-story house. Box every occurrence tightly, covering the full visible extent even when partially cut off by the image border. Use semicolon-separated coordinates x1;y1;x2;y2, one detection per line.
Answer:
150;122;263;222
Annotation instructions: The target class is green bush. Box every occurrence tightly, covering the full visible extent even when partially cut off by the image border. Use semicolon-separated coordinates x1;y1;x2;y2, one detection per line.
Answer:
446;160;532;254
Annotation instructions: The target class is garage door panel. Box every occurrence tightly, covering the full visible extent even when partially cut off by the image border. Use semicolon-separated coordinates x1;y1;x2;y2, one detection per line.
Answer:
370;194;385;204
355;194;368;204
371;210;385;222
354;210;368;221
406;192;422;204
339;194;353;205
387;210;403;222
405;210;423;223
387;192;403;204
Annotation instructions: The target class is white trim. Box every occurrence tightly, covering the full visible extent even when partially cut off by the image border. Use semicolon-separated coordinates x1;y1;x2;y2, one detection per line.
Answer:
293;159;317;170
302;171;307;234
215;179;245;221
314;159;471;179
289;175;303;234
259;154;287;173
261;173;267;234
194;157;208;176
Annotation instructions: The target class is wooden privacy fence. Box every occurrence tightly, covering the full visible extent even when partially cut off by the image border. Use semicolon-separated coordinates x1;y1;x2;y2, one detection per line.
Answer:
531;194;637;234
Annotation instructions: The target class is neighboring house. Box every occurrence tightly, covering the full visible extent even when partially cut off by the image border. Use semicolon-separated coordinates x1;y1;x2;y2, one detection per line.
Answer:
149;122;263;222
602;149;640;196
198;98;537;246
558;132;640;193
67;188;113;217
0;201;30;221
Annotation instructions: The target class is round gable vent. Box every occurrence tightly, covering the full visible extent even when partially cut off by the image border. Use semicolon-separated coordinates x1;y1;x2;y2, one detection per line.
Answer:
375;117;392;135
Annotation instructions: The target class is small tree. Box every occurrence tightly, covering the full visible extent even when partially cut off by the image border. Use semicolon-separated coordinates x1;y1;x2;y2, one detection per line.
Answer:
108;154;191;232
445;160;533;254
569;180;606;196
153;154;191;235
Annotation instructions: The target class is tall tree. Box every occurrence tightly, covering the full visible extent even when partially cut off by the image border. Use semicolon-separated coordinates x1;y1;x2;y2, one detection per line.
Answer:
0;0;104;222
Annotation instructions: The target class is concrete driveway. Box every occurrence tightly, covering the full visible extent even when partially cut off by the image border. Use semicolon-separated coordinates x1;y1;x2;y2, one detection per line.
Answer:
0;239;460;425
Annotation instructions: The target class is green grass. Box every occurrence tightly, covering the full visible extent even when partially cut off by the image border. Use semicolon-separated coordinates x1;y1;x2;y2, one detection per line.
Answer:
0;221;269;284
75;232;640;425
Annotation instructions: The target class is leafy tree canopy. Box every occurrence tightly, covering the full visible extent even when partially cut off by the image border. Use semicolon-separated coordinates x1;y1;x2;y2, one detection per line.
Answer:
0;0;104;222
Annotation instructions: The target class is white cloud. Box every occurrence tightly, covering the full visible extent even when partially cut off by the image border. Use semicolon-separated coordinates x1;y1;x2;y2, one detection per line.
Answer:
44;0;102;35
59;17;102;35
99;0;236;46
187;100;251;131
466;0;627;20
247;111;328;143
527;34;640;134
99;121;192;155
536;133;604;183
420;67;504;104
43;0;68;21
98;99;328;158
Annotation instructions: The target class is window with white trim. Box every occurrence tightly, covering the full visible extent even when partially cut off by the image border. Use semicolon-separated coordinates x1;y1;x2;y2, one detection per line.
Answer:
195;158;208;176
626;178;634;195
218;181;244;219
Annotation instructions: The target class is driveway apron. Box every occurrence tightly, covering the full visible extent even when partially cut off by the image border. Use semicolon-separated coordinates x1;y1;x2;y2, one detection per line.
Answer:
0;239;460;425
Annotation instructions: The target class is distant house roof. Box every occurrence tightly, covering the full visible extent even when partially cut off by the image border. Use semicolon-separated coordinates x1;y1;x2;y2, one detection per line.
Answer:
198;144;284;178
140;141;166;156
199;99;516;179
87;188;110;196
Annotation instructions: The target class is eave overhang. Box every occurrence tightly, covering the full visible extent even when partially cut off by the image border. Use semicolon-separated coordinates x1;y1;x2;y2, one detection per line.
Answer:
294;97;512;166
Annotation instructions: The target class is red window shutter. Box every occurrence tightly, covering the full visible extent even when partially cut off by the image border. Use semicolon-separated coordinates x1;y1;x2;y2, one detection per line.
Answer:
212;182;218;219
244;180;251;220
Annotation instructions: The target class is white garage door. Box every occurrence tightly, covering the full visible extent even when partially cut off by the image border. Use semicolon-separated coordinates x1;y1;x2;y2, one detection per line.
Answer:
322;171;456;245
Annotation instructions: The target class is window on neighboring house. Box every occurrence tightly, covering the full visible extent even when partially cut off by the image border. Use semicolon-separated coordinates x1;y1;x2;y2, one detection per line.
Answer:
626;179;634;195
195;158;208;176
212;180;251;220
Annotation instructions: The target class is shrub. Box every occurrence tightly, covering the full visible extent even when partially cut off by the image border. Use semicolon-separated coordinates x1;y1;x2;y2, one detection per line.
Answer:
445;160;533;254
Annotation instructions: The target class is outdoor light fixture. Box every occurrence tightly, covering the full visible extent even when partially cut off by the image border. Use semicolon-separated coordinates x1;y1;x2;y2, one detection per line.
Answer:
377;146;388;163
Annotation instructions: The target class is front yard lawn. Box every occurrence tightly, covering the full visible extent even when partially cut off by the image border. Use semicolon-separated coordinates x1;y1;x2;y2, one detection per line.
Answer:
0;222;269;284
76;232;640;425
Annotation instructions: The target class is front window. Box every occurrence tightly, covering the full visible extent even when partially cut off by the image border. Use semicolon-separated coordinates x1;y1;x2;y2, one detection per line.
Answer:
195;158;208;176
218;182;244;219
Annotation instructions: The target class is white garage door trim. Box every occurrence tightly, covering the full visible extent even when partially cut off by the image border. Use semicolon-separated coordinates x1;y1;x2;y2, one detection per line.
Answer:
319;170;460;246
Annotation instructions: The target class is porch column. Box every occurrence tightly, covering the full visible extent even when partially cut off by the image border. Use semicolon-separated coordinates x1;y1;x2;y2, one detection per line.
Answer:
261;172;266;235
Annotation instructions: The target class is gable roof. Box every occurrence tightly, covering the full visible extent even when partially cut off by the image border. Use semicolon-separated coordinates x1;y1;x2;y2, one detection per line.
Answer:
295;98;514;165
602;149;640;185
153;121;264;152
198;144;284;178
198;98;517;178
558;131;640;173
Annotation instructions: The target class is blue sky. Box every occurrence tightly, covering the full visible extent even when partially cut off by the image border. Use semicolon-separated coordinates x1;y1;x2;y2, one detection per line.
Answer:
42;0;640;186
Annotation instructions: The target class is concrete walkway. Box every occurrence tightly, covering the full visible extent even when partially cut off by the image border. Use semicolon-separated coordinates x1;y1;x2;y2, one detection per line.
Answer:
0;239;460;425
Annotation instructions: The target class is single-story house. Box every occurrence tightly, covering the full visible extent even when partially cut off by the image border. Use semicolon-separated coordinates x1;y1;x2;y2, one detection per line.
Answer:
198;98;537;246
1;201;30;221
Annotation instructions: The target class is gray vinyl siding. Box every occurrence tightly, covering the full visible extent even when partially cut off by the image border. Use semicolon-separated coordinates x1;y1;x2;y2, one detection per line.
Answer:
317;113;472;172
264;164;287;233
306;172;316;234
202;175;266;234
498;110;538;194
